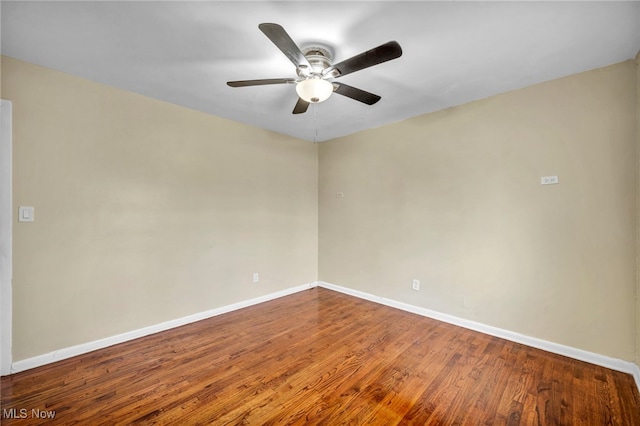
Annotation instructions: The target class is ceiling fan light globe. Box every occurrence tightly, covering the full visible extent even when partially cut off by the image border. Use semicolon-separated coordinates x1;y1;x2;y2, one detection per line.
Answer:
296;78;333;103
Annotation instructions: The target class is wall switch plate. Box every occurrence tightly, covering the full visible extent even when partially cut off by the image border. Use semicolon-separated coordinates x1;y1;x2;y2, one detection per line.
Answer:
412;279;420;291
541;176;559;185
18;206;34;222
253;273;259;283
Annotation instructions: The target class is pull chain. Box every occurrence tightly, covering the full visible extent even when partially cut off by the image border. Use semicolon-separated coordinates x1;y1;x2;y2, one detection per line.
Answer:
313;103;318;144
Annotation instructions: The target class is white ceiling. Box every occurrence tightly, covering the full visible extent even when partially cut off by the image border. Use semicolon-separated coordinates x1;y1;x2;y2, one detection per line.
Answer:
2;1;639;142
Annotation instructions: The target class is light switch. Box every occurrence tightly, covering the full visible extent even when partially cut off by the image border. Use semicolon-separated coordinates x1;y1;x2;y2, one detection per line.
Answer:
18;206;34;222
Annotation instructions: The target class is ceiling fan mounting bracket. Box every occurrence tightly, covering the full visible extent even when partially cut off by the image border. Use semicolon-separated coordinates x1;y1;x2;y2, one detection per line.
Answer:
302;45;333;60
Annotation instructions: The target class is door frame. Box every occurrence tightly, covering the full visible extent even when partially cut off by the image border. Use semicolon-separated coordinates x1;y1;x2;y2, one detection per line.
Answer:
1;99;13;375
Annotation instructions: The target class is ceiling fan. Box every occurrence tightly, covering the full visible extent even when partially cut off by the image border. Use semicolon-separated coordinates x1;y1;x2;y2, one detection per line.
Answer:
227;23;403;114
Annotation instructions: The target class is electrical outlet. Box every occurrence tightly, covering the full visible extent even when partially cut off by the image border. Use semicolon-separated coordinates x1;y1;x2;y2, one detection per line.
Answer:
540;175;559;185
412;279;420;291
253;273;259;283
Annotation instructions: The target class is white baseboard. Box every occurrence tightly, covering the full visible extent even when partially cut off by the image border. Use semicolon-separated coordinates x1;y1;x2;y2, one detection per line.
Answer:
9;280;640;396
317;281;640;394
10;283;317;374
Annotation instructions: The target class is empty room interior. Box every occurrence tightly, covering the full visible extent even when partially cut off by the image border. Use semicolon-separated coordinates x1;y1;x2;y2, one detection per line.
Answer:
1;1;640;424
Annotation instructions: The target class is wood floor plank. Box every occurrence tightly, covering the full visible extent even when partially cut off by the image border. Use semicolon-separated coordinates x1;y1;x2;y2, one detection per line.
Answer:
2;287;639;425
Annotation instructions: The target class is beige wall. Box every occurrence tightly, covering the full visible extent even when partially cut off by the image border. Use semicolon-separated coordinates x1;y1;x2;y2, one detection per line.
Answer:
3;54;639;366
2;57;318;361
319;61;637;361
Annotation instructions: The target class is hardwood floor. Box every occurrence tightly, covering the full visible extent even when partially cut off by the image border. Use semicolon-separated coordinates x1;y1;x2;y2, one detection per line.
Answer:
1;287;639;425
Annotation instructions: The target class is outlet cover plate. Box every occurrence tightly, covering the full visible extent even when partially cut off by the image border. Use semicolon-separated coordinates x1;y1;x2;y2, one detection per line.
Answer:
412;279;420;291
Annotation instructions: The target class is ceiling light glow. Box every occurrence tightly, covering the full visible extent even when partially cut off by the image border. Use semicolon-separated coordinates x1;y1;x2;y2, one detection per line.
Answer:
296;78;333;103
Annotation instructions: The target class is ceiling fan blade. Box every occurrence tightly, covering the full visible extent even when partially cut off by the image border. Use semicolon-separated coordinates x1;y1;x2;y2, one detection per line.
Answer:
333;83;381;105
259;23;312;69
227;78;296;87
328;41;402;78
292;98;310;114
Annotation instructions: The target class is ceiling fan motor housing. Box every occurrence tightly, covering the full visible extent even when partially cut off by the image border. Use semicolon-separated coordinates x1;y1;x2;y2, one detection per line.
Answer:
297;46;338;78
